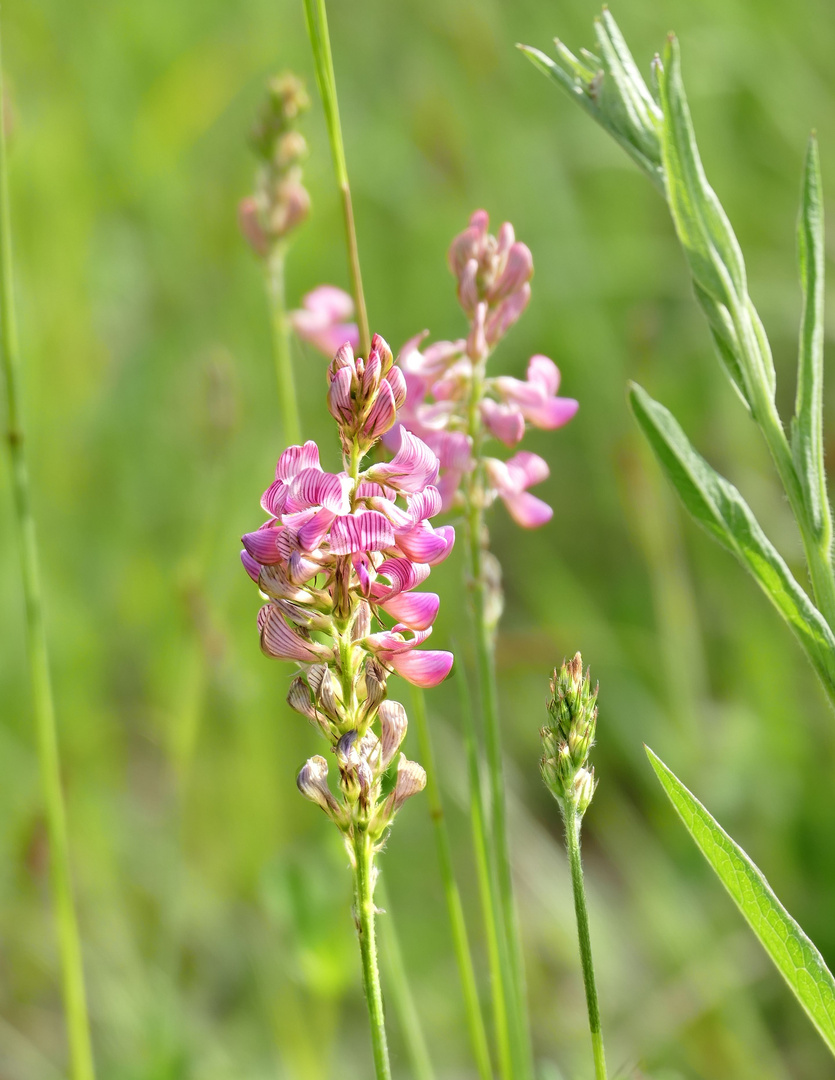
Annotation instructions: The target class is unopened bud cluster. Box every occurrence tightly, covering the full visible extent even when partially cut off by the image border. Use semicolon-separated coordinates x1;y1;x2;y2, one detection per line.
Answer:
239;73;311;256
541;652;598;816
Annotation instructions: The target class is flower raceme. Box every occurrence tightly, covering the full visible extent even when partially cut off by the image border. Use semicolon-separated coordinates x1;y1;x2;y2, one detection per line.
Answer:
241;332;453;845
289;211;578;527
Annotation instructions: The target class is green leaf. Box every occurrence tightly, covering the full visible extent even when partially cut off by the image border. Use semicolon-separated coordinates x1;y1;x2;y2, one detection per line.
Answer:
792;135;832;548
656;36;776;407
629;382;835;704
646;747;835;1056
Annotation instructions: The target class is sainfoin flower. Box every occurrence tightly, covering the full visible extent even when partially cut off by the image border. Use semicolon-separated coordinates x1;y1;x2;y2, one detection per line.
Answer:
290;285;360;358
389;211;578;522
241;331;453;847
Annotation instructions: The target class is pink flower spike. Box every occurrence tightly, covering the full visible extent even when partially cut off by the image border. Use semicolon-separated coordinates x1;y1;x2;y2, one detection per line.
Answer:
259;605;332;662
366;429;439;493
290;286;360;358
380;591;440;631
329;511;396;555
481;400;525;446
383;649;454;688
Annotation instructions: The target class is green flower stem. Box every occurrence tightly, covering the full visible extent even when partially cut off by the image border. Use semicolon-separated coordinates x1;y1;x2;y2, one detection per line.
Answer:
410;688;493;1080
455;661;515;1080
377;879;435;1080
266;243;301;445
0;29;95;1080
302;0;370;357
562;801;607;1080
353;831;392;1080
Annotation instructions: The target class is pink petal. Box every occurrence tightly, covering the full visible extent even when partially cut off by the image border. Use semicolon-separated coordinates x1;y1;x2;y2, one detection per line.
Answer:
523;396;579;430
407;486;442;523
527;354;561;395
276;441;321;481
502;491;553;529
364;379;397;439
329;511;395;555
241;550;261;581
259;605;331;662
395;521;449;563
481;400;525;446
485;284;530;345
383;649;454;688
493;375;544;409
297;508;336;551
300;285;355;322
506;451;549;489
261;479;288;516
364;496;413;528
427;525;455;565
366;625;432;654
291;468;352;513
370;557;430;600
327;366;354;424
242;525;284;565
435;430;473;470
437;469;463;512
488;241;533;302
385;365;407;409
367;429;440;493
380;591;440;631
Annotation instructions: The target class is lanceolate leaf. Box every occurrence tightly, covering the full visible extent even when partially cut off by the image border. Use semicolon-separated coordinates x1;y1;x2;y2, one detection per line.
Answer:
646;748;835;1056
792;135;832;548
629;382;835;704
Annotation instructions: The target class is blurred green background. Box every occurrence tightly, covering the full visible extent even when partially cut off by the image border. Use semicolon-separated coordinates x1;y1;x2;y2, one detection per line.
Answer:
3;0;835;1077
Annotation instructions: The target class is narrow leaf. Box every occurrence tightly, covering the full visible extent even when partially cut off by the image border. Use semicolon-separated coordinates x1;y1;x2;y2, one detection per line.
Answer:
629;382;835;703
646;747;835;1056
792;135;832;547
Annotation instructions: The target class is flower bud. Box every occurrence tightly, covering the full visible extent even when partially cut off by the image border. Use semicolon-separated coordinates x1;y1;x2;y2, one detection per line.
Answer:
541;652;599;815
297;755;342;820
378;700;408;768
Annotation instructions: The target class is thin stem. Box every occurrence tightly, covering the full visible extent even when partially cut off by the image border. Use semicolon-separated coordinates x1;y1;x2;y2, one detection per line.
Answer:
411;687;493;1080
454;662;515;1080
302;0;370;356
562;802;607;1080
266;244;301;445
377;879;435;1080
353;832;392;1080
0;29;95;1080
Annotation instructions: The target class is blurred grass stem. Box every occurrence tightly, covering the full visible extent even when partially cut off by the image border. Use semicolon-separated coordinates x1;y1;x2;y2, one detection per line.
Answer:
411;687;493;1080
302;0;370;357
267;244;301;444
464;361;533;1079
353;832;392;1080
0;28;95;1080
563;801;607;1080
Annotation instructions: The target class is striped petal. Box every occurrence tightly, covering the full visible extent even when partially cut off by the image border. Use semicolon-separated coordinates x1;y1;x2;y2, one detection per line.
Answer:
363;379;397;439
276;441;321;481
327;366;354;424
242;525;284;565
290;468;352;513
395;521;453;564
241;550;260;582
366;429;439;494
370;557;430;601
329;511;395;555
407;486;442;523
258;605;331;662
365;626;433;654
297;508;336;551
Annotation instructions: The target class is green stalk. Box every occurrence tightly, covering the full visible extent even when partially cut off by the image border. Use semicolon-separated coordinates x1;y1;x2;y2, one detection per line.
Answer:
266;243;301;444
0;30;95;1080
302;0;370;357
353;831;392;1080
377;879;435;1080
410;688;493;1080
455;661;515;1079
463;360;533;1079
562;801;607;1080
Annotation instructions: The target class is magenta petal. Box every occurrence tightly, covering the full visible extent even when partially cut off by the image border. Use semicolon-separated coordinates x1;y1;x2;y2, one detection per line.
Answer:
297;508;336;551
300;285;355;322
493;375;543;409
292;468;352;513
241;550;261;581
488;241;533;302
366;626;432;654
329;511;396;555
367;429;440;493
436;430;472;470
259;605;330;662
407;485;442;523
481;400;525;446
503;491;553;528
242;526;283;565
276;441;321;481
523;396;579;430
371;557;430;600
506;450;550;489
384;649;454;688
380;591;440;631
261;479;288;516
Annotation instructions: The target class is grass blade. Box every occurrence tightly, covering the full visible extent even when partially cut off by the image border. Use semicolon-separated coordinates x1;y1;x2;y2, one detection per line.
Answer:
629;382;835;703
646;747;835;1056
